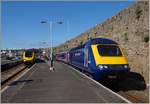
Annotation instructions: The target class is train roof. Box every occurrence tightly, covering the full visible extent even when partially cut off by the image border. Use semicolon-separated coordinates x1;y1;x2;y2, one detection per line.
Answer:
55;48;70;54
24;49;40;53
85;38;118;45
70;38;118;51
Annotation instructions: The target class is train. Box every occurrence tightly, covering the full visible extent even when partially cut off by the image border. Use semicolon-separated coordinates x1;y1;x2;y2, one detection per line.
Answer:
55;51;69;63
55;38;130;81
23;49;36;65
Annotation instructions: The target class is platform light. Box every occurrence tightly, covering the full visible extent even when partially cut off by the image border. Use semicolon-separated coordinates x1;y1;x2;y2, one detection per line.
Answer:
41;20;63;69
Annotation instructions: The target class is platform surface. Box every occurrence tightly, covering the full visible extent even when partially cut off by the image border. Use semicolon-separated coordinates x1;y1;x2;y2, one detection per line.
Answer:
1;61;127;103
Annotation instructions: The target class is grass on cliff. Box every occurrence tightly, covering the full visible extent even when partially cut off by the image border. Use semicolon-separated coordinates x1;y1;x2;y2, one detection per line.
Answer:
143;35;149;43
135;6;142;20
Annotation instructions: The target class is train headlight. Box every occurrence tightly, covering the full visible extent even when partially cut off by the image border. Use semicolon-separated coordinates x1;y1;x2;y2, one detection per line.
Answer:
97;65;108;70
104;65;108;69
98;65;103;69
124;65;128;69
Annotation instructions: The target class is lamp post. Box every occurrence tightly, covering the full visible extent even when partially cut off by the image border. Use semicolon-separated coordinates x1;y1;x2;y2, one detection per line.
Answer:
41;20;63;69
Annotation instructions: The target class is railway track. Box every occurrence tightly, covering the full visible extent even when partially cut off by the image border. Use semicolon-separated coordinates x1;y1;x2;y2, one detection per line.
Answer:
118;91;148;103
1;60;23;72
103;83;148;103
99;79;148;103
117;78;148;103
82;70;148;103
1;64;33;90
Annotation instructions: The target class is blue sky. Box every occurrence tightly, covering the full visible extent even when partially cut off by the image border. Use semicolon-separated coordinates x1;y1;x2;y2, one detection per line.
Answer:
2;1;135;49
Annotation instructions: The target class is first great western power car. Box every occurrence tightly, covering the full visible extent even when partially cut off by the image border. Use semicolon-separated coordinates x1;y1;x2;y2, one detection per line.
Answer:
56;38;130;81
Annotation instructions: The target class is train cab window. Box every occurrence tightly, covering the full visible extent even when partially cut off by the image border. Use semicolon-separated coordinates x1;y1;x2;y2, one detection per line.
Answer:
97;45;122;56
25;51;33;57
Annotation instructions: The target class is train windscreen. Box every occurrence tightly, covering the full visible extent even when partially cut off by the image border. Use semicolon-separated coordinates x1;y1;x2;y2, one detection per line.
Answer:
25;51;33;57
97;45;122;56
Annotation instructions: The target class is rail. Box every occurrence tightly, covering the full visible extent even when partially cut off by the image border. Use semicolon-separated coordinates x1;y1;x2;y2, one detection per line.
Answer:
1;60;23;72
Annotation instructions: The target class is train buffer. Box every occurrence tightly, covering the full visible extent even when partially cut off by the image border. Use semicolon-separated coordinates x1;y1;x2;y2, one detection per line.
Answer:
1;61;131;103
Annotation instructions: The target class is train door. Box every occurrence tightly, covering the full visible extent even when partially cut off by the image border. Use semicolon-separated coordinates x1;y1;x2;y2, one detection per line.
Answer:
84;46;89;68
67;52;70;63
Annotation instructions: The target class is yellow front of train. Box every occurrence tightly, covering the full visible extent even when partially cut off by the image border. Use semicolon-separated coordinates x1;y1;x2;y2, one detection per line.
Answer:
91;44;130;73
23;50;35;64
92;44;128;64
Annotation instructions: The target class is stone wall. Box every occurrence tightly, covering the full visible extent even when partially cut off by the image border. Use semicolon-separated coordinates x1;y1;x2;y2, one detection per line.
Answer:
54;1;149;83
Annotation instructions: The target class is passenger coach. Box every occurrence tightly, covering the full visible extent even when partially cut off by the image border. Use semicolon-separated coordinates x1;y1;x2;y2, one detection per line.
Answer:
55;51;69;63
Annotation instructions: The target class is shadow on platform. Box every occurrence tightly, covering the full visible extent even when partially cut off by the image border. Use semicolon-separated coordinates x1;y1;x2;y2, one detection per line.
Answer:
35;58;45;63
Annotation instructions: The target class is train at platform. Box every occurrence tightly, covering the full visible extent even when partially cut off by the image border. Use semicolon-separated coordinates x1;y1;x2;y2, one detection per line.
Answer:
23;49;36;65
55;51;69;63
55;38;130;81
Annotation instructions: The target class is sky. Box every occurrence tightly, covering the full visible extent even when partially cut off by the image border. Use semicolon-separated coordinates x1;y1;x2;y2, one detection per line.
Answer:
2;1;135;49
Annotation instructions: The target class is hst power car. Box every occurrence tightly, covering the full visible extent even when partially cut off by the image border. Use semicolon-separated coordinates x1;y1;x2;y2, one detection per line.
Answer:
23;49;36;65
56;38;130;81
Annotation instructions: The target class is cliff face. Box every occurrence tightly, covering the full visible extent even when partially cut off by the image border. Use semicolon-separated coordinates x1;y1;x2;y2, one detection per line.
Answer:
54;1;149;83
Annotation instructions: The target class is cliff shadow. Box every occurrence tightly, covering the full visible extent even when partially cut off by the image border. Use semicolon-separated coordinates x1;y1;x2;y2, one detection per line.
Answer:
117;71;146;91
103;71;147;92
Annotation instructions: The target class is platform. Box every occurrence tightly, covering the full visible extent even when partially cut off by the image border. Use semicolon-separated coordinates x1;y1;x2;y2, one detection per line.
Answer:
1;61;129;103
